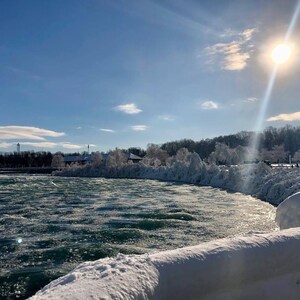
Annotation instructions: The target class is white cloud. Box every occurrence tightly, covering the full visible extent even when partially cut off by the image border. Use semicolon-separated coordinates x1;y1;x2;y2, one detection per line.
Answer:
159;114;174;121
240;28;256;41
267;112;300;122
202;27;256;71
0;126;65;140
114;103;142;114
131;125;147;131
246;97;258;102
76;126;82;130
100;128;115;133
0;142;12;148
20;142;83;149
60;143;83;150
199;101;219;110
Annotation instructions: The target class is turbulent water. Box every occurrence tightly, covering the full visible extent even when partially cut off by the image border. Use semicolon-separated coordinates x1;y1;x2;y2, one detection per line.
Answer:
0;175;277;299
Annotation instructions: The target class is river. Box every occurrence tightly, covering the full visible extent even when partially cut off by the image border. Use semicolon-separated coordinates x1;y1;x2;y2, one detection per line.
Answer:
0;175;277;299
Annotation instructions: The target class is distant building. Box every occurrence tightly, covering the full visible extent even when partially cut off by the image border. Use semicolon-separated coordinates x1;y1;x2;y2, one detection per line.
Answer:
17;143;20;154
64;155;93;165
102;152;143;163
126;152;143;163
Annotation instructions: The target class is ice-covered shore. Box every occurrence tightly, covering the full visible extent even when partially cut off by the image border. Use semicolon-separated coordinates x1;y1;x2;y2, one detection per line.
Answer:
42;156;300;299
56;152;300;205
30;227;300;300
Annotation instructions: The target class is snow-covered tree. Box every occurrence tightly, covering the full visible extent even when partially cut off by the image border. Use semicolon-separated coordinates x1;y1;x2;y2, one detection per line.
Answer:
143;144;169;166
208;143;231;165
51;153;65;169
91;152;103;167
106;149;127;167
293;149;300;162
175;148;192;162
260;145;289;163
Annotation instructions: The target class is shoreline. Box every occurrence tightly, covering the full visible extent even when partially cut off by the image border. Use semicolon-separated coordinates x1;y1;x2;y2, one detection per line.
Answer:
0;167;58;174
54;161;300;206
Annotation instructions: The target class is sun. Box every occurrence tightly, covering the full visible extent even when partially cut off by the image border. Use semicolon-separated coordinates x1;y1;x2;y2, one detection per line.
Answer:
271;44;292;64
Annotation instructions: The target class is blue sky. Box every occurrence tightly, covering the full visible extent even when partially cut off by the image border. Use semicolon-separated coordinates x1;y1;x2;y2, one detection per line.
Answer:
1;0;300;152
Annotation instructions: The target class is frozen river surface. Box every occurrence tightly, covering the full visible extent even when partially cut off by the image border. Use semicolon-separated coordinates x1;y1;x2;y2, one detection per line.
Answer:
0;175;277;299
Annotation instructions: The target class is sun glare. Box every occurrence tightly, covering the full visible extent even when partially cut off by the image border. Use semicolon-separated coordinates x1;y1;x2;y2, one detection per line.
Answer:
271;44;292;64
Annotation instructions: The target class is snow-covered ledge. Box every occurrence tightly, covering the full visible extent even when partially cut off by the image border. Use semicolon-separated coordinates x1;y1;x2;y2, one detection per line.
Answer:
30;227;300;300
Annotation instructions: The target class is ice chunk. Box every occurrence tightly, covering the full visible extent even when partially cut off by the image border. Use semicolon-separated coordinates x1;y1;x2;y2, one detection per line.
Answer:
276;192;300;229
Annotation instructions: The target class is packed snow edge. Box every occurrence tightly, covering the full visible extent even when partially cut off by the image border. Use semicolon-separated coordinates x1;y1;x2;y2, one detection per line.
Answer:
31;227;300;300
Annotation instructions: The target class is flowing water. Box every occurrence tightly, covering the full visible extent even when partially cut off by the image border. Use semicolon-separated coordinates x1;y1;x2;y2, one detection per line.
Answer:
0;175;277;299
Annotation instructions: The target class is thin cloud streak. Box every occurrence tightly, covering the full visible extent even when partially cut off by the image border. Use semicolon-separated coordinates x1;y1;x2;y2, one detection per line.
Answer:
131;125;147;131
0;142;12;148
159;114;175;121
21;142;83;149
20;142;59;148
0;126;65;140
114;103;142;114
246;97;258;103
100;128;115;133
267;111;300;122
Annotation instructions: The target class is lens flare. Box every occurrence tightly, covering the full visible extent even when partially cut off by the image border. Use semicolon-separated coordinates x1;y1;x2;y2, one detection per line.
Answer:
271;44;291;64
243;0;300;191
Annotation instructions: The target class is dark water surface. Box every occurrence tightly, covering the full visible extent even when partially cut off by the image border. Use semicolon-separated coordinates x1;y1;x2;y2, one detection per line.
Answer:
0;175;276;299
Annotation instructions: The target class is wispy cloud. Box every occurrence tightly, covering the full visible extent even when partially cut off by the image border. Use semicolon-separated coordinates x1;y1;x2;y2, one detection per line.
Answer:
267;112;300;122
100;128;115;133
15;142;87;150
60;143;83;150
76;126;82;130
0;126;65;140
20;142;82;149
8;66;42;81
245;97;258;103
0;142;12;148
158;114;174;121
114;103;142;114
241;28;256;41
198;100;219;110
202;28;256;71
131;125;147;131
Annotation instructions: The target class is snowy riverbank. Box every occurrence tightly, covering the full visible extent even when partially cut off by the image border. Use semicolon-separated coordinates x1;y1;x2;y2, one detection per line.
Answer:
55;152;300;205
30;227;300;300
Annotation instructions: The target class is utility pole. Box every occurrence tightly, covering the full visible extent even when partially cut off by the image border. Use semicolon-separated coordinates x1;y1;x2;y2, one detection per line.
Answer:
88;144;90;154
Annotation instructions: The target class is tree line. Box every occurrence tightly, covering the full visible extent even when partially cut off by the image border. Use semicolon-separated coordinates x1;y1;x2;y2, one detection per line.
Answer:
1;125;300;168
161;126;300;161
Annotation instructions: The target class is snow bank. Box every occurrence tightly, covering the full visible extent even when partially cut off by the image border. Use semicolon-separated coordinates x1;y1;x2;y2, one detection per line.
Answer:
276;192;300;229
31;228;300;300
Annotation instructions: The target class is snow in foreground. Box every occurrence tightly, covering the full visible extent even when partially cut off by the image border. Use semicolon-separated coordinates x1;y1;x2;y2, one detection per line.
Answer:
31;227;300;300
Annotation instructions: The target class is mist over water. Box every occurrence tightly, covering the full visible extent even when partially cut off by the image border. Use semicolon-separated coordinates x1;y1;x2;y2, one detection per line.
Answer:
0;175;276;299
